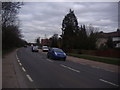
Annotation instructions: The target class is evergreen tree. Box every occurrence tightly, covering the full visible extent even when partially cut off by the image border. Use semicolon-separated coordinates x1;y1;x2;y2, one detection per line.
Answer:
61;9;98;51
88;31;98;49
77;25;88;49
61;9;79;50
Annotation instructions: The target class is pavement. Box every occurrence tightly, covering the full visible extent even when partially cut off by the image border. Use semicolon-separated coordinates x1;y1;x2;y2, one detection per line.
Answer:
2;49;35;88
67;56;119;73
2;50;19;88
2;48;119;88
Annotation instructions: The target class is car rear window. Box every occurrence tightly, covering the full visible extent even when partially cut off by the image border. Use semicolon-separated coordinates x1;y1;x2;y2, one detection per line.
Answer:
43;46;48;49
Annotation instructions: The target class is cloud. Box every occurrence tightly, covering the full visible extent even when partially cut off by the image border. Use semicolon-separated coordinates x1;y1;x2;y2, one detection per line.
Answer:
18;2;118;42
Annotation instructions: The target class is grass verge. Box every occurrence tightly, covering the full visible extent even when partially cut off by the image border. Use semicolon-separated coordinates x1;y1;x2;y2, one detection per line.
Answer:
67;53;120;66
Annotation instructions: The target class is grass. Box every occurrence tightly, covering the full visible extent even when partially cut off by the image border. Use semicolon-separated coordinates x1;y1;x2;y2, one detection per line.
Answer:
67;53;120;66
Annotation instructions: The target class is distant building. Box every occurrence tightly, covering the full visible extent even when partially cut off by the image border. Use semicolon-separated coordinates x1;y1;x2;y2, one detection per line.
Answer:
96;29;120;48
41;39;50;46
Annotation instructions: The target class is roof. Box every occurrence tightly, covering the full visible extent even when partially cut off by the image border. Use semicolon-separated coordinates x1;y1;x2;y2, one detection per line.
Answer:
98;30;120;38
52;48;60;49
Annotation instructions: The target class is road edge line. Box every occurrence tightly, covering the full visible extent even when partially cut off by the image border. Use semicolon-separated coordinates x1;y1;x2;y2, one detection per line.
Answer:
99;79;119;87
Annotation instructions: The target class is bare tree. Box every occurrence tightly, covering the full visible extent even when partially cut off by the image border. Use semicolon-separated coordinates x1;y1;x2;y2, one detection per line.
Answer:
2;2;24;50
2;2;23;27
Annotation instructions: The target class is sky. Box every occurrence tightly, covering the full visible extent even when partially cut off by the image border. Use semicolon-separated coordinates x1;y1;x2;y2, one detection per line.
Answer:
17;1;118;43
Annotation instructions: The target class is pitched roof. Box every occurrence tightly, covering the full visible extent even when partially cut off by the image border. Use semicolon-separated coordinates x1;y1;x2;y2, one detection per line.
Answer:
98;30;120;38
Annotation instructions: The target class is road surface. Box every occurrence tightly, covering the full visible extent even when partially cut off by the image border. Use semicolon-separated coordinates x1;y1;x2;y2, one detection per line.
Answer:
16;46;119;88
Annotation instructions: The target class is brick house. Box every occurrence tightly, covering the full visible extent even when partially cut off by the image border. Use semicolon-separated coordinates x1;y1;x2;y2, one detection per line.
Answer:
41;39;50;46
96;29;120;48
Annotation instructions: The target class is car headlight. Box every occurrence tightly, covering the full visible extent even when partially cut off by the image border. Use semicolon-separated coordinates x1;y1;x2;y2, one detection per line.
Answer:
54;52;57;55
63;53;66;56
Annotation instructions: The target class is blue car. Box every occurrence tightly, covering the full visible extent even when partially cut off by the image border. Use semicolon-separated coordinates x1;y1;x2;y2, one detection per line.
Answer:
47;48;66;61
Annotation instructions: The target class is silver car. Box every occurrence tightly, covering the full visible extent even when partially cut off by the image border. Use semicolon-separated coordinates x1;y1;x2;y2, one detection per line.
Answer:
42;46;49;52
32;46;39;52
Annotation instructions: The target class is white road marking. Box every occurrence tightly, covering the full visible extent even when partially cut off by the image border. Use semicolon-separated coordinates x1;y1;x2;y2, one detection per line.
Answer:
60;64;80;73
47;59;53;62
22;67;26;72
17;60;20;63
26;74;33;82
19;63;22;66
16;54;18;59
99;79;119;87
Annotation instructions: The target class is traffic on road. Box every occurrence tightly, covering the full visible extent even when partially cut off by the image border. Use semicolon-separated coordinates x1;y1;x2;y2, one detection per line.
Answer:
17;46;119;88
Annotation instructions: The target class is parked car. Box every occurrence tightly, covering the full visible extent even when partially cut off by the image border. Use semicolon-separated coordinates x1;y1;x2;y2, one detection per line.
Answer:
42;46;49;52
47;48;66;61
24;45;27;48
32;46;39;52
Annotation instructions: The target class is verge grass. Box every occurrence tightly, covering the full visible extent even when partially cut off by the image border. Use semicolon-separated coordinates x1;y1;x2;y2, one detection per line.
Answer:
67;53;120;66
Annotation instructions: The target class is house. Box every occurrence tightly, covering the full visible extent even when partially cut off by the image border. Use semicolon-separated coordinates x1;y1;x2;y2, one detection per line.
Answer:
96;29;120;48
41;39;50;46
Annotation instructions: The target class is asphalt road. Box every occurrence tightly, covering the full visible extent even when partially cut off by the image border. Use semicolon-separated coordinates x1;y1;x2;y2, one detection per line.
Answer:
16;46;119;88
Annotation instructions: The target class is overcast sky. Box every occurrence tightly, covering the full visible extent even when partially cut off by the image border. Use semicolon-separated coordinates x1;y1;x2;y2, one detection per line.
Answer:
18;2;118;43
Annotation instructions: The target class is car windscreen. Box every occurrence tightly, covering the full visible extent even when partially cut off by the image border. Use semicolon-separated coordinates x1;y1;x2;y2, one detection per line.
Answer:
53;49;63;52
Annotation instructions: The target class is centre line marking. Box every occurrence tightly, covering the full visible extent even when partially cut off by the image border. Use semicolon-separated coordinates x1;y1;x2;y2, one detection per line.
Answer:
60;64;80;73
26;74;33;82
19;63;22;66
99;79;119;87
22;67;26;72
